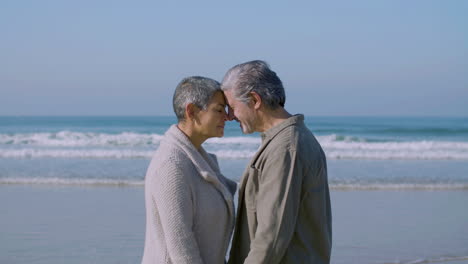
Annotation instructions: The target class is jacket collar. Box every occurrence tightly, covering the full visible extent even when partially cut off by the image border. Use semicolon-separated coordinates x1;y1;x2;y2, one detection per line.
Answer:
247;114;304;168
261;114;304;143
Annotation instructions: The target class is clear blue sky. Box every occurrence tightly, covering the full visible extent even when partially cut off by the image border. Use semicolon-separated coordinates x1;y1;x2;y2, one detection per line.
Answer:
1;1;467;116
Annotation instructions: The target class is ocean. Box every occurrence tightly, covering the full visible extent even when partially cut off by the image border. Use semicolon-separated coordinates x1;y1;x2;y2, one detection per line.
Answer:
1;116;468;263
1;116;468;188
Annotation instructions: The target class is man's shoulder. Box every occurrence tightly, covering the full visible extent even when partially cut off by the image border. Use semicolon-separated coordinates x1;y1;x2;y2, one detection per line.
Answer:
271;121;316;148
268;123;324;168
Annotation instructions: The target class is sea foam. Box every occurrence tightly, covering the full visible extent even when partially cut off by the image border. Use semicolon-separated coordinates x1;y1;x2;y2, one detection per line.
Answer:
2;177;467;190
1;132;468;160
0;131;165;147
0;177;144;186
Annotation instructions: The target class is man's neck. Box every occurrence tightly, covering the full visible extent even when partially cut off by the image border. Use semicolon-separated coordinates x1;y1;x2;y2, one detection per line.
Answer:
258;107;292;133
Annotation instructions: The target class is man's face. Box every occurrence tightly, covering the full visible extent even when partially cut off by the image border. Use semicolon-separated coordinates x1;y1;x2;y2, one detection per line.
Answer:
224;89;257;134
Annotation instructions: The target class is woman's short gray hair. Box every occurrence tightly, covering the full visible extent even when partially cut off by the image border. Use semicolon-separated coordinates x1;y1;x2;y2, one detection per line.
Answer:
221;60;285;109
173;76;221;122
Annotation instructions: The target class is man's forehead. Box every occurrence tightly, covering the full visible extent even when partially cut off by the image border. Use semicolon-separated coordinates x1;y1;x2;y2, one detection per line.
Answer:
223;90;236;104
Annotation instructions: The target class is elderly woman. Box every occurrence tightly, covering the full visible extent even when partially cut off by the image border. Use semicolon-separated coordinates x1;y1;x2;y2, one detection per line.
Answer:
142;76;237;264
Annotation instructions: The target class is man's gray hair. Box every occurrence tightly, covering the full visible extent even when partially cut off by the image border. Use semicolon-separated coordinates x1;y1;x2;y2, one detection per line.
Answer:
173;76;221;122
221;60;285;109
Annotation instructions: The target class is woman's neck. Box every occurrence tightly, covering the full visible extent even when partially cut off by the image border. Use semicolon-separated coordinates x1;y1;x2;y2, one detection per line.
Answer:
177;122;205;150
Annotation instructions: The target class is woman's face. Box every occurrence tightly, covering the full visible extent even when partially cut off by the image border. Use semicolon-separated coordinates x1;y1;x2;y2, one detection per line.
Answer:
195;91;228;139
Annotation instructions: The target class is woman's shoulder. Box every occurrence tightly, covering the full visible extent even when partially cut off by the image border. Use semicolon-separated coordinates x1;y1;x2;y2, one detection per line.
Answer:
146;145;195;182
155;140;193;163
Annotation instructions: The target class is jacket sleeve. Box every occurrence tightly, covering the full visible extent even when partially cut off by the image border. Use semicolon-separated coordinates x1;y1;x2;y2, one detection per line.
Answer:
150;160;204;264
244;148;303;264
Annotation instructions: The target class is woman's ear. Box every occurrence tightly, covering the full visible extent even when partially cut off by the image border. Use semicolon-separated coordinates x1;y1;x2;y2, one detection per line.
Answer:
250;92;262;110
185;103;200;121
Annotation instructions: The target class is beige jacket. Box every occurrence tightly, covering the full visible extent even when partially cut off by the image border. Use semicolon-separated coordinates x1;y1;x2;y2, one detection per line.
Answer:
142;125;237;264
228;115;332;264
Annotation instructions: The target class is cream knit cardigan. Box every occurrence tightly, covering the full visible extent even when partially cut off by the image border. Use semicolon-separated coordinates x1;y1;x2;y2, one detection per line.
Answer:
142;125;237;264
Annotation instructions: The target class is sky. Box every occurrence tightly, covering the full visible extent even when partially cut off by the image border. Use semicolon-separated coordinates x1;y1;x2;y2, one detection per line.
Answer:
1;1;467;116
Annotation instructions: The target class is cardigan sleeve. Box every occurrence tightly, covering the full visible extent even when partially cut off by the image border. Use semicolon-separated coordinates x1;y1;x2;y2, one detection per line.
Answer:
150;159;204;264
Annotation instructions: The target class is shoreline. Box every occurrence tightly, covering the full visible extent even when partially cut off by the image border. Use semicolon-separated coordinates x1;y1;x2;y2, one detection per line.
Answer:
2;179;468;191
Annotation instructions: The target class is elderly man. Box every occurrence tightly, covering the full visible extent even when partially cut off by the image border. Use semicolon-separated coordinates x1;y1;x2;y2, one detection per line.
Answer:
222;60;332;264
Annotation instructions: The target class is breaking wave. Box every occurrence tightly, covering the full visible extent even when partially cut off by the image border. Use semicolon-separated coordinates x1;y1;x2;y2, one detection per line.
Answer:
1;132;468;160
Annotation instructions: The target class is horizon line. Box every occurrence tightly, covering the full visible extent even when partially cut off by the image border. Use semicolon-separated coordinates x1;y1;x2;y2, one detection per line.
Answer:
1;114;467;118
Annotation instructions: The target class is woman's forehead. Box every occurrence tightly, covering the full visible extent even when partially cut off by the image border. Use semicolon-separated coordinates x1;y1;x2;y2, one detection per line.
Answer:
209;91;226;105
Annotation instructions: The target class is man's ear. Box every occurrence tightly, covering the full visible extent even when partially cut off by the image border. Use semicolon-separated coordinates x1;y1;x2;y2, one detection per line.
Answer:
250;92;262;110
185;103;200;120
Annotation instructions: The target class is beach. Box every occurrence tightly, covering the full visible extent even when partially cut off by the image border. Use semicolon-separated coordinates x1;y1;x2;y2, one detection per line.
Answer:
1;183;468;264
1;116;468;263
3;1;467;262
